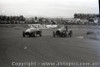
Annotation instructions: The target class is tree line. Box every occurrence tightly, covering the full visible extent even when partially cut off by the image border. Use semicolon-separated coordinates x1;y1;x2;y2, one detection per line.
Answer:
0;15;25;24
0;14;99;25
74;13;99;21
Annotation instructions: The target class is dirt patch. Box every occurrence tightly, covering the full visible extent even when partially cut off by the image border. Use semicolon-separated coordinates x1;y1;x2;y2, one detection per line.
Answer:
84;31;100;40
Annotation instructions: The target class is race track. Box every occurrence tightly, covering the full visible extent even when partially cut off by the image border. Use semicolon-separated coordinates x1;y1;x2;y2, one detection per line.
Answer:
0;27;100;67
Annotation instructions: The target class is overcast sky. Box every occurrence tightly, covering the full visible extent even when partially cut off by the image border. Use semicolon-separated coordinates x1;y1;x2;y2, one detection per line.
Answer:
0;0;99;18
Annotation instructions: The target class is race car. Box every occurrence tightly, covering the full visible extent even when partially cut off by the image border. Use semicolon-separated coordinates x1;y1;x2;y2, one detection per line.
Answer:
53;27;73;37
23;27;42;37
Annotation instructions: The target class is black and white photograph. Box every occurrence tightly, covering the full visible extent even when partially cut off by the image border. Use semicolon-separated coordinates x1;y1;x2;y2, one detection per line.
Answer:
0;0;100;67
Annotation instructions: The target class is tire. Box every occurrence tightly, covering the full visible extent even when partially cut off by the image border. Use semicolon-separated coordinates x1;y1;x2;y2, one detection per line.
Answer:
23;31;25;37
53;31;56;37
32;32;36;37
39;32;42;37
68;30;73;37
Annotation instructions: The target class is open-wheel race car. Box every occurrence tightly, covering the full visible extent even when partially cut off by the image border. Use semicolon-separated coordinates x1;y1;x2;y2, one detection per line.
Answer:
23;27;42;37
53;27;73;37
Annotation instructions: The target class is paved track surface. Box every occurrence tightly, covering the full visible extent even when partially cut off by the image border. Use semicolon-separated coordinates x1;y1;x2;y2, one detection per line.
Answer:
0;27;100;67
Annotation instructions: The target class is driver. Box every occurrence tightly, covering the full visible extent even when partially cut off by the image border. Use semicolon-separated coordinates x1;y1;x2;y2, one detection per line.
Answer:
65;25;68;31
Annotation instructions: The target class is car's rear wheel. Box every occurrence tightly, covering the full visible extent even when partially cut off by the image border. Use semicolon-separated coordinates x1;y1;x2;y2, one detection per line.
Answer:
53;31;56;37
23;31;25;37
68;30;73;37
39;33;42;37
39;31;42;37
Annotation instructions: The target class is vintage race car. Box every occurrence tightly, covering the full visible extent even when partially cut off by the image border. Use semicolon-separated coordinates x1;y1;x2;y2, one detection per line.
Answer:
53;27;73;37
23;27;42;37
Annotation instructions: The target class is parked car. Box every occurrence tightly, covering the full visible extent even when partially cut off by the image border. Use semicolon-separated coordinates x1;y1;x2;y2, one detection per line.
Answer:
23;27;42;37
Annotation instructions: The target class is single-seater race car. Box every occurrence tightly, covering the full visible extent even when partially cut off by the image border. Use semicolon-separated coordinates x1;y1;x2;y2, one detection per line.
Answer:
23;27;42;37
53;27;73;37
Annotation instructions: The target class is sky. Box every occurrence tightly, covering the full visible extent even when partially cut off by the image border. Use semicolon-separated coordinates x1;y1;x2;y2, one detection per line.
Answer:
0;0;99;18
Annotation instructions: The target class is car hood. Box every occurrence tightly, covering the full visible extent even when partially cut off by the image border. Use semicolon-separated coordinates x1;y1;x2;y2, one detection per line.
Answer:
57;28;66;32
25;28;39;32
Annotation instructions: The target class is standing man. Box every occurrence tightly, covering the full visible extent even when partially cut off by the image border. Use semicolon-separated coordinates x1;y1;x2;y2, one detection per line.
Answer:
65;25;68;31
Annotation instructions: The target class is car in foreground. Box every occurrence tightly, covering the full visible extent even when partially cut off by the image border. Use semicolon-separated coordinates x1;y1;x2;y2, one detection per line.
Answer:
23;27;42;37
53;27;73;37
